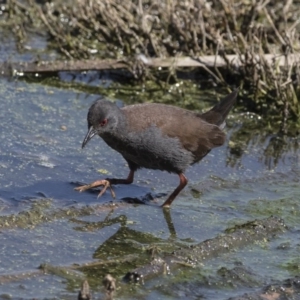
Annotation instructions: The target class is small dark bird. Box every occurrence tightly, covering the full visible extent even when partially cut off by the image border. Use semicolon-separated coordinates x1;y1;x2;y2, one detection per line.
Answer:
75;90;238;207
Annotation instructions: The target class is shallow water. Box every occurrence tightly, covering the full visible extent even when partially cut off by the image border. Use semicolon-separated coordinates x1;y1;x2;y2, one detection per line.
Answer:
0;52;300;299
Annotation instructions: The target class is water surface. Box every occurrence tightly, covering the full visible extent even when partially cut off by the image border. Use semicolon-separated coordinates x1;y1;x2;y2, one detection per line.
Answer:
0;56;299;300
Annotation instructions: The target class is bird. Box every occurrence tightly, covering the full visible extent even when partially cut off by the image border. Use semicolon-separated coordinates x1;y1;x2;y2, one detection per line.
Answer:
75;89;238;207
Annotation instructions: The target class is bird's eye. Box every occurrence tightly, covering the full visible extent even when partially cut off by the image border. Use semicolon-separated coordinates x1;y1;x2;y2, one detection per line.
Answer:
100;119;108;127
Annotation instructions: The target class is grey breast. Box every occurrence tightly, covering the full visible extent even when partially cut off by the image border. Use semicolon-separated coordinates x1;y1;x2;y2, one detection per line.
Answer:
102;125;194;173
128;125;195;172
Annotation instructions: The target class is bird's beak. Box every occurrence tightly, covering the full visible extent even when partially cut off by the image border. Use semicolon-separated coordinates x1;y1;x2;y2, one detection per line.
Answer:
82;126;96;149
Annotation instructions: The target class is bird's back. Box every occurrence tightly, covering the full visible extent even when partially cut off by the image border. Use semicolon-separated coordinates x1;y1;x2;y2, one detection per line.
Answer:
120;102;226;168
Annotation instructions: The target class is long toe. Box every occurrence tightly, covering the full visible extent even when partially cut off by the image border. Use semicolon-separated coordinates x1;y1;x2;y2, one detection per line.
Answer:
97;180;116;199
97;180;109;198
74;179;110;193
74;185;92;192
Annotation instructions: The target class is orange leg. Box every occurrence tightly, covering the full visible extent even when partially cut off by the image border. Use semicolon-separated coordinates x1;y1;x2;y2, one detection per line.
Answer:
75;170;134;199
161;173;188;208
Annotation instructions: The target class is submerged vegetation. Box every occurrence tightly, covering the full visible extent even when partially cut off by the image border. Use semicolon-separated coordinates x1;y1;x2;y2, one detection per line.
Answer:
1;0;300;132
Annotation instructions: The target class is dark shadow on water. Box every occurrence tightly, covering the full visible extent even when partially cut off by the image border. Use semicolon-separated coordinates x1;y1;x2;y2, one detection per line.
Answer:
0;180;167;207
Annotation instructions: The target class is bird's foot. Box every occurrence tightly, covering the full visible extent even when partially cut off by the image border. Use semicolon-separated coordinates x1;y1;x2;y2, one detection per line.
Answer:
74;179;116;199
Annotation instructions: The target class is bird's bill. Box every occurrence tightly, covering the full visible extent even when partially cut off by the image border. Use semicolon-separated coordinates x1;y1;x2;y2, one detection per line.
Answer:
82;126;96;149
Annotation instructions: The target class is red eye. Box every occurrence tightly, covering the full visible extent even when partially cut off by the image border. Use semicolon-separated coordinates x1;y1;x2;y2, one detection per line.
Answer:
100;119;108;127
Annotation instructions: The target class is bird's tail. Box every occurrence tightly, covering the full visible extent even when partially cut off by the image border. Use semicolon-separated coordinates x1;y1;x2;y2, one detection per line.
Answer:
200;89;238;128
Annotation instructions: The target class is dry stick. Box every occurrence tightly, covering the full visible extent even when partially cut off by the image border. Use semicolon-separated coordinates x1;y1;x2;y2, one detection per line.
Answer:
288;17;300;33
38;5;58;39
257;0;272;11
199;9;207;52
263;7;286;46
1;54;300;76
213;37;227;84
283;0;293;17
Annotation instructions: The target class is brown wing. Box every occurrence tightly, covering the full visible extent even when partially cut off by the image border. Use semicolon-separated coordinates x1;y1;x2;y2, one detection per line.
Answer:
122;103;226;163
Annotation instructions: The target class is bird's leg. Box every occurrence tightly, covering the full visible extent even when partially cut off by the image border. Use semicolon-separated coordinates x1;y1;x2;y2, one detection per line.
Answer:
75;170;134;199
161;173;188;208
107;169;134;185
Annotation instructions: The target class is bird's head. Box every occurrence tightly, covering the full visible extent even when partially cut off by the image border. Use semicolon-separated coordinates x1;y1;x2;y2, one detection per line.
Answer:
81;99;121;149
